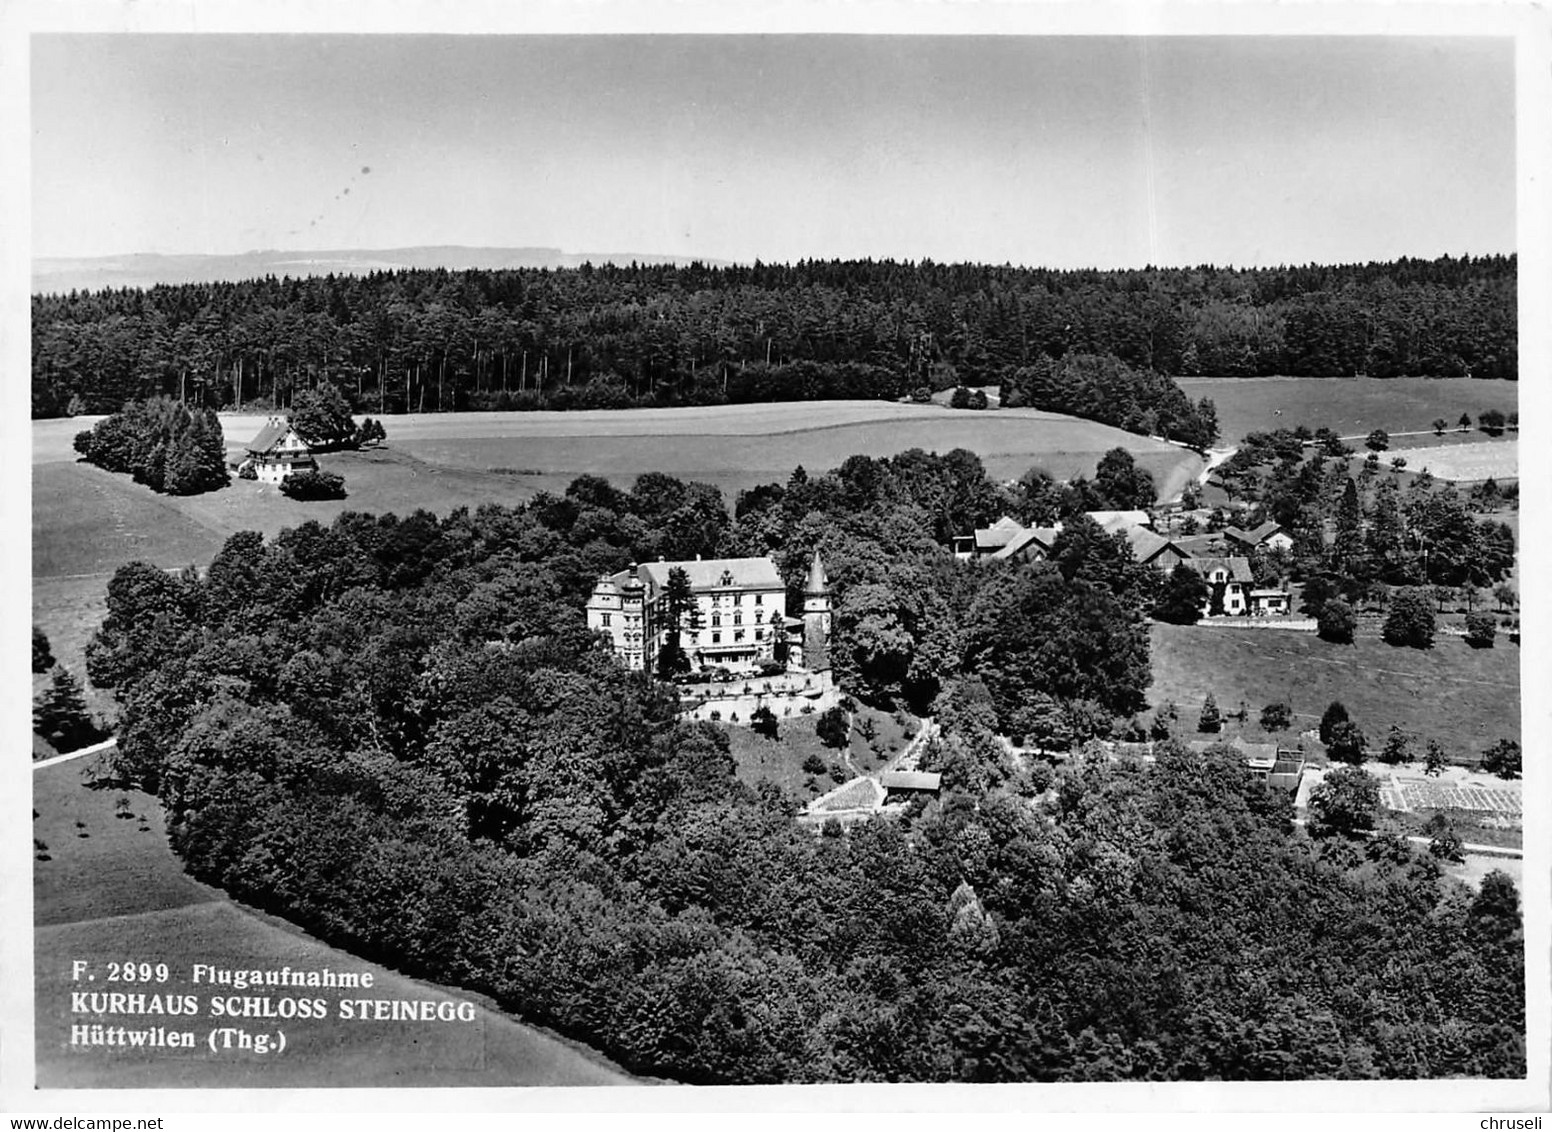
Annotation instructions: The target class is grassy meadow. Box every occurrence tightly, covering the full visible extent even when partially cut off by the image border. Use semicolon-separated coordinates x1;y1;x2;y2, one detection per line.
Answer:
724;703;917;800
32;762;633;1088
1177;376;1518;444
1148;623;1520;761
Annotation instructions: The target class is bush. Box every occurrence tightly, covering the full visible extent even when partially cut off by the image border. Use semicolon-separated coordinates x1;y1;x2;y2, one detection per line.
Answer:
32;627;55;674
1317;598;1356;644
1197;692;1222;734
1425;814;1465;862
1464;611;1496;649
815;705;849;749
1259;701;1292;733
33;666;107;753
801;752;828;775
279;469;347;501
1326;720;1368;765
1319;701;1350;746
750;705;779;739
1480;738;1520;780
1383;588;1436;649
1365;429;1390;452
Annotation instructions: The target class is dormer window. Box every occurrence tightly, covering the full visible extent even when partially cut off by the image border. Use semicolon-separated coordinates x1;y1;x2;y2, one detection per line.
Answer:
720;570;735;586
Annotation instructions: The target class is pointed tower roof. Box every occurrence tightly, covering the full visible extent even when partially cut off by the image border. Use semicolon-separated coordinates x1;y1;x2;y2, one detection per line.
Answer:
805;548;829;594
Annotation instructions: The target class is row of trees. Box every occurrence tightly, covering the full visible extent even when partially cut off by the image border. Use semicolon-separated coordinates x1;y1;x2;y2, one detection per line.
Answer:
71;397;229;495
83;472;1523;1081
32;253;1515;418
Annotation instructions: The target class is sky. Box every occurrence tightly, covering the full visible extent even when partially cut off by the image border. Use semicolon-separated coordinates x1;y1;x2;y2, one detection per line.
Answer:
30;34;1516;269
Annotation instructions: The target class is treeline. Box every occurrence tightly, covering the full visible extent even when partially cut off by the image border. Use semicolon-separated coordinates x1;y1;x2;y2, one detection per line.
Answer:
72;396;229;496
85;455;1523;1081
32;253;1515;418
1002;353;1220;449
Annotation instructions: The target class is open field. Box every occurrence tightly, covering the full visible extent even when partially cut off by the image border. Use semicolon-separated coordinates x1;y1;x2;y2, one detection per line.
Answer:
1177;376;1517;444
1383;440;1518;483
367;403;1203;502
33;762;633;1088
1148;623;1520;760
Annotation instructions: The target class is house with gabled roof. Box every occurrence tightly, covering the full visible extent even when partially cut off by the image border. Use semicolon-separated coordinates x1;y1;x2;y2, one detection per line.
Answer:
991;526;1062;563
239;416;317;484
1192;556;1256;616
1125;527;1193;573
1224;520;1294;554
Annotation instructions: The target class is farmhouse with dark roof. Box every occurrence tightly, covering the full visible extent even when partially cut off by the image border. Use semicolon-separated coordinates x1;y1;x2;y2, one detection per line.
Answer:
238;416;317;484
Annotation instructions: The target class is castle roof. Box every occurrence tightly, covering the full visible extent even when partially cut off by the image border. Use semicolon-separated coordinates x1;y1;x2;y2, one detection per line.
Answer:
632;556;783;593
805;549;829;594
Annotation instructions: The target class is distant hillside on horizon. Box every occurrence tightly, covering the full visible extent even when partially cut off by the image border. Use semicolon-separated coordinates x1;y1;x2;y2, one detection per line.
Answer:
32;245;731;294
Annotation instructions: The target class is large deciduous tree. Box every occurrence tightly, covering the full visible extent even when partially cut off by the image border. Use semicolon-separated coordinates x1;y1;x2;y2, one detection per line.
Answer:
1307;765;1380;839
289;382;357;450
1383;587;1436;648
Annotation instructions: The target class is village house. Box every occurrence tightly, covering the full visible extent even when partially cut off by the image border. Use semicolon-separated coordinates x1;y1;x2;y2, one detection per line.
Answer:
957;515;1292;618
1192;556;1256;616
1125;526;1194;572
237;416;317;484
1224;520;1295;554
587;550;831;675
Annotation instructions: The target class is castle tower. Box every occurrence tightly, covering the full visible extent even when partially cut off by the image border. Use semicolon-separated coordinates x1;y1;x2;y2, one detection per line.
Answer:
619;563;647;671
802;549;831;672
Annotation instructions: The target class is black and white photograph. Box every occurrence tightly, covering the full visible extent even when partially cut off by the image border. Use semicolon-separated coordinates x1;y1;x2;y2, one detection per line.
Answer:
6;0;1549;1120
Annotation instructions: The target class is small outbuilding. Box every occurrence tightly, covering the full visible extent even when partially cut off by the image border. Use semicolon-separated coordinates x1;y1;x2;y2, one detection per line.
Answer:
880;770;942;801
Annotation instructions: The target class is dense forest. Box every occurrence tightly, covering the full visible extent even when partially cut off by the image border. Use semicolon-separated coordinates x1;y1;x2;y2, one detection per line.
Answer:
85;448;1524;1081
33;254;1516;418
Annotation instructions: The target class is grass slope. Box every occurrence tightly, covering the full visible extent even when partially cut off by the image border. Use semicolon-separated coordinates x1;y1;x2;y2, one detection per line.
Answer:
33;762;632;1088
725;705;916;800
1148;623;1520;759
377;404;1202;502
1177;376;1518;444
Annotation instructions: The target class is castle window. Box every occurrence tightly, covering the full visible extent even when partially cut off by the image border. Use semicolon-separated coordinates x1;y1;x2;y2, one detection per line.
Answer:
755;593;764;604
734;631;744;642
602;614;612;626
712;633;721;644
734;593;743;605
755;629;764;640
733;612;742;626
711;613;721;627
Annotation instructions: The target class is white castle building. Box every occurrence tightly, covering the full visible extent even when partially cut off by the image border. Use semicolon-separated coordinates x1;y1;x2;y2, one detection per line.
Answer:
587;550;832;675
